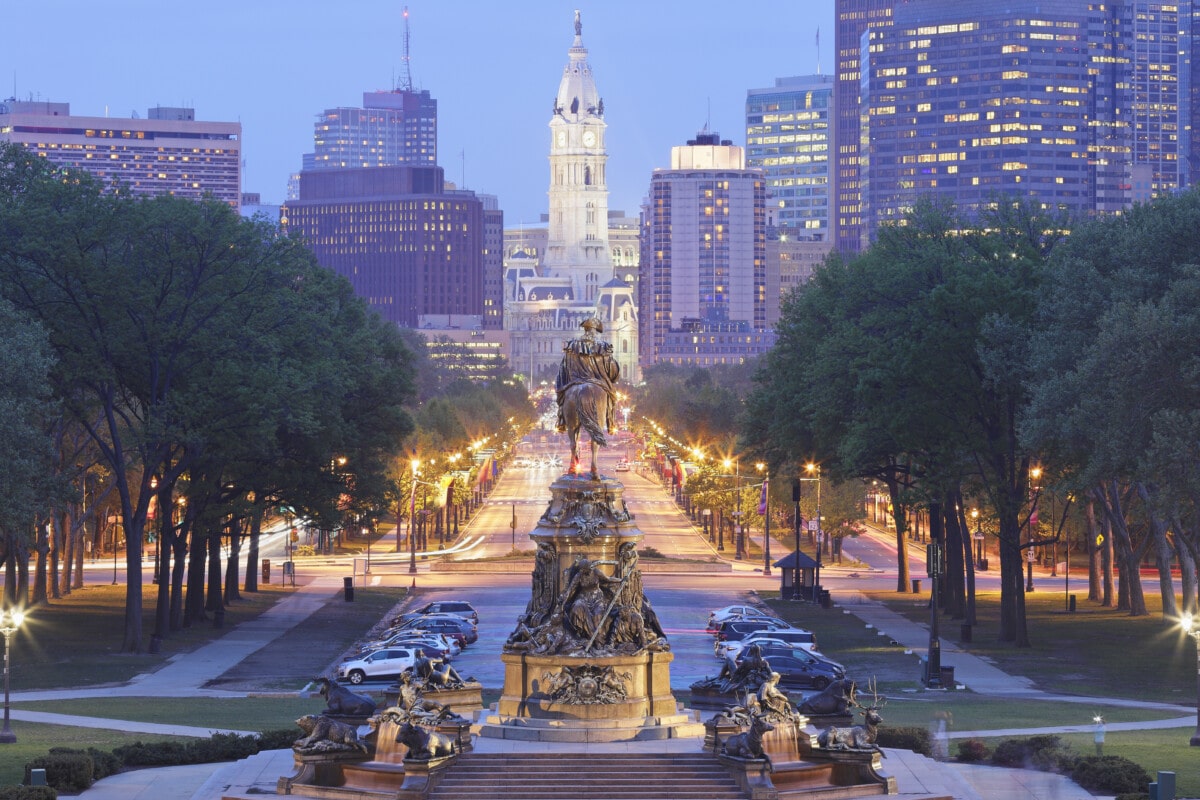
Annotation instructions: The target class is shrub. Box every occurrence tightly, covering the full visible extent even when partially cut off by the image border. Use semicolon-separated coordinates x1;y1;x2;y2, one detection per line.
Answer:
955;738;989;763
1114;794;1149;800
112;740;189;767
257;728;299;750
990;734;1074;771
48;746;120;780
873;725;932;756
0;787;57;800
25;752;93;793
1070;756;1151;795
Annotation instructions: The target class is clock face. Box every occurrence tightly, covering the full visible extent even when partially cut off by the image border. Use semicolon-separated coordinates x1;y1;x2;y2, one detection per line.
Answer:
582;130;597;147
556;130;567;147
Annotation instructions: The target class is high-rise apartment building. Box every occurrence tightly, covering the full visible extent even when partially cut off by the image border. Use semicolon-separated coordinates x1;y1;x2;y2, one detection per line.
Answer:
0;100;241;207
639;131;771;367
504;12;638;385
281;165;487;328
303;89;437;172
746;75;834;240
836;0;1196;251
834;0;894;254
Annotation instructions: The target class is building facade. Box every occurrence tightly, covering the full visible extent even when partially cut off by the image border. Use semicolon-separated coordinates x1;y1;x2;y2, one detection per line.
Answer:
837;0;1196;251
746;74;835;240
504;12;638;387
281;165;487;328
0;100;241;207
639;131;769;367
304;89;437;171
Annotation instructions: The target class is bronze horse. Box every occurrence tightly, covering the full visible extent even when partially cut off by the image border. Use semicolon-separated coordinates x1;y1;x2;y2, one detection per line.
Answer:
562;381;610;480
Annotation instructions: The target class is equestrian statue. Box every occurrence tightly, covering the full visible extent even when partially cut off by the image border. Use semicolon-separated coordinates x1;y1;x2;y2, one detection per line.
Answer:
555;317;619;479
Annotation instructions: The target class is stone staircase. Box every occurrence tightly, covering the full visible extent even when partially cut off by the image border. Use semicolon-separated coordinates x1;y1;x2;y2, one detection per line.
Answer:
428;752;746;799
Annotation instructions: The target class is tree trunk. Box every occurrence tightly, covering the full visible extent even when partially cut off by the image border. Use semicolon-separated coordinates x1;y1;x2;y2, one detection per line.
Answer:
205;519;224;616
1137;484;1177;620
224;517;242;604
884;476;912;592
31;518;50;606
184;524;208;627
943;494;966;619
1096;481;1148;616
244;508;261;593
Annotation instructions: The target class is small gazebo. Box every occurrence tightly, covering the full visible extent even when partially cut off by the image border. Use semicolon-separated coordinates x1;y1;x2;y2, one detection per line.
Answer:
774;550;820;601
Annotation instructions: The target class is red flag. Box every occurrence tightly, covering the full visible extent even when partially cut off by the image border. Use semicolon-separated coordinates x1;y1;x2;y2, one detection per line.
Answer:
758;477;768;515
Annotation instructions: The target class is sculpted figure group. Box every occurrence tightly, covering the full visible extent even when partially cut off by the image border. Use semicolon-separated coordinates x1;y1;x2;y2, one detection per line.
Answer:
505;546;667;657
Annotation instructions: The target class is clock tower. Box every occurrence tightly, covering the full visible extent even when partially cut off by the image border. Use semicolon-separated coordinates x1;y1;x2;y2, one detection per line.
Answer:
545;9;611;302
504;11;638;387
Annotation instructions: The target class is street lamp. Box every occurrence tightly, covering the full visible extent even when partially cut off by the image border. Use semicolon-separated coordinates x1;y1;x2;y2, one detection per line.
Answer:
408;458;420;575
1180;614;1200;745
1027;466;1042;592
757;463;771;576
702;509;712;543
792;478;802;600
0;608;25;744
803;462;822;601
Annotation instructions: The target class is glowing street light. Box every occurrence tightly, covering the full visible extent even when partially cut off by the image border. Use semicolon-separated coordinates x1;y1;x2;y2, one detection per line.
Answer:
1181;613;1200;746
0;608;25;744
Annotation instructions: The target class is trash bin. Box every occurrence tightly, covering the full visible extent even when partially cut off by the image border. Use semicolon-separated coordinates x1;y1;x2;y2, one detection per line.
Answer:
819;590;832;609
262;559;271;584
940;665;955;687
29;769;46;786
960;623;972;642
1069;594;1077;613
343;576;354;602
911;579;922;594
978;558;988;571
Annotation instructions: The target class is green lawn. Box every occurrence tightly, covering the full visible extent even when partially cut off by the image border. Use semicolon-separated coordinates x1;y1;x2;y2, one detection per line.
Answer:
860;588;1196;704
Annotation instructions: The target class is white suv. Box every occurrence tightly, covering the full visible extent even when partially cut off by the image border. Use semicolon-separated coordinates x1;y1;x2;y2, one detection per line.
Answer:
337;647;418;685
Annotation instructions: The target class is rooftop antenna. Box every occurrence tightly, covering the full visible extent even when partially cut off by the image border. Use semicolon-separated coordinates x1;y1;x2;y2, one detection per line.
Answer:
398;6;413;92
816;27;822;75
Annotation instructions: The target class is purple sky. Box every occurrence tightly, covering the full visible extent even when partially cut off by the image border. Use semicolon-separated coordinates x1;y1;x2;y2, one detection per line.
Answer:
5;1;834;224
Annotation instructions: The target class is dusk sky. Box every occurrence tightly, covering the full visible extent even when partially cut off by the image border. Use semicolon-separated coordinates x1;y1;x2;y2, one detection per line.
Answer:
4;1;834;224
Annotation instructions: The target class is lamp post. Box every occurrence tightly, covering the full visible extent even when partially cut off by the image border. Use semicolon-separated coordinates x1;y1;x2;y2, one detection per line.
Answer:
511;503;517;550
703;509;712;543
364;527;371;574
723;458;744;560
792;478;802;600
802;463;822;601
408;458;419;575
757;463;771;576
1181;614;1200;746
1027;467;1042;592
0;608;24;744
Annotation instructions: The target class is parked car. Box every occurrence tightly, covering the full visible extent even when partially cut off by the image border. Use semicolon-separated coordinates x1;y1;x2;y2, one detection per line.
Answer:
358;631;460;658
615;461;630;471
717;629;819;660
706;605;776;632
755;644;846;690
389;615;477;645
712;617;795;643
337;647;418;685
394;600;479;626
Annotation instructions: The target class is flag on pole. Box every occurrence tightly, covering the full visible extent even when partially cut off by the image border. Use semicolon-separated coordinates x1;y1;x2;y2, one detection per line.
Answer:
758;477;769;515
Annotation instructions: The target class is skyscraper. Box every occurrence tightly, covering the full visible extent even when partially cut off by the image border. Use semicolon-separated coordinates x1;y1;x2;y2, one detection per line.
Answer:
0;100;241;207
281;165;486;328
304;89;437;171
746;75;834;240
833;0;894;254
639;131;771;367
504;12;638;385
836;0;1196;249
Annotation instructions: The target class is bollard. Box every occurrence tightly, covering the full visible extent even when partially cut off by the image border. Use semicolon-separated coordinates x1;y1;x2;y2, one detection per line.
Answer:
343;576;354;602
1069;594;1076;613
911;579;921;594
